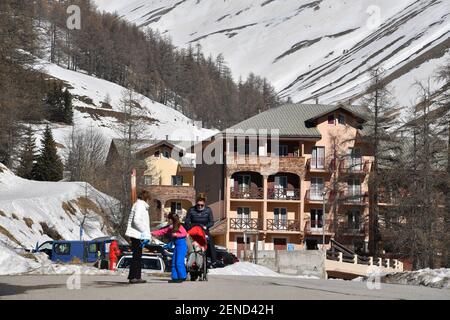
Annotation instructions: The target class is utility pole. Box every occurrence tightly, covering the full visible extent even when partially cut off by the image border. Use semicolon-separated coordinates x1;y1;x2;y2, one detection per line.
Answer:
322;191;327;250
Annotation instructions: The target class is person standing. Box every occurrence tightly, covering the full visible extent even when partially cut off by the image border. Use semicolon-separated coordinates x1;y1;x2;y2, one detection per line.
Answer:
109;240;121;271
152;213;188;283
185;194;218;266
125;190;151;284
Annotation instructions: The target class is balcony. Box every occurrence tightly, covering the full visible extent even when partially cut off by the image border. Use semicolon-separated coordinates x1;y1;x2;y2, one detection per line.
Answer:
306;158;337;172
267;187;300;201
230;187;264;200
338;222;366;236
229;218;261;231
266;219;301;232
305;189;327;203
226;153;305;174
304;219;333;235
340;191;369;205
339;158;371;174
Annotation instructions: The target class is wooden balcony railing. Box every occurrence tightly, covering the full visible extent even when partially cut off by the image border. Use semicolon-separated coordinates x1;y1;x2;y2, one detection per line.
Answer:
340;191;369;205
267;188;300;200
338;222;366;235
230;187;264;199
266;219;301;231
306;158;337;172
229;218;261;230
339;159;371;174
304;219;333;234
305;189;327;202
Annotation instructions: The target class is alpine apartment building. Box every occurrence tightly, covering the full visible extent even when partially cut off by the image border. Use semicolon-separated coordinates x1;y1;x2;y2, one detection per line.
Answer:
195;103;373;255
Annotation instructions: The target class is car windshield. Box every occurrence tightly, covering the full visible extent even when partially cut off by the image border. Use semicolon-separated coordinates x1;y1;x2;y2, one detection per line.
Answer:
118;257;161;270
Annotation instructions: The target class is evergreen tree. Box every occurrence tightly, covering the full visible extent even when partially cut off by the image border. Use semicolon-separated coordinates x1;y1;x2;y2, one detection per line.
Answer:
32;125;63;181
17;126;37;179
63;88;73;124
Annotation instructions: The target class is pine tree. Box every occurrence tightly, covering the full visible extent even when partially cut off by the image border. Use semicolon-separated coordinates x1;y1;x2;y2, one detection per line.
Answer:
63;88;73;124
32;125;64;181
17;126;36;179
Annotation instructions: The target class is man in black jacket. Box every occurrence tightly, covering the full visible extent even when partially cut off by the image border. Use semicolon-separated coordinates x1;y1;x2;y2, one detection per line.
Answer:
185;194;218;265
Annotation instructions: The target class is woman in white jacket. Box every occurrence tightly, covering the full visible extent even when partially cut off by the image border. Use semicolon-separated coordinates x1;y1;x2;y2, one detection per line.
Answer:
125;190;152;284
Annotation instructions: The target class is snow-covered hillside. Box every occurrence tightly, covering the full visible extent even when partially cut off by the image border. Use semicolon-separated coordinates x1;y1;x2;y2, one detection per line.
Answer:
94;0;450;107
0;163;120;250
32;58;217;151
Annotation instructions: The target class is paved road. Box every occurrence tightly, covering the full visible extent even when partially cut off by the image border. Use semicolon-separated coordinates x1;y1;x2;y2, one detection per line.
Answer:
0;274;448;300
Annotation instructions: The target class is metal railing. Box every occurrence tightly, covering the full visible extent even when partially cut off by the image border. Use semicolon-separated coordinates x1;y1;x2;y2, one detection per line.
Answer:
266;219;301;231
304;189;326;202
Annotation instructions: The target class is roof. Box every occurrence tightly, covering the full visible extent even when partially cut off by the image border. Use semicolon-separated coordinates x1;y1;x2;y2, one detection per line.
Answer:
111;139;195;155
227;103;369;138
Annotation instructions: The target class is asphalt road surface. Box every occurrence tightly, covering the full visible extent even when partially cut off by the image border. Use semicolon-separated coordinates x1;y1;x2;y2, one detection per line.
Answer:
0;274;448;300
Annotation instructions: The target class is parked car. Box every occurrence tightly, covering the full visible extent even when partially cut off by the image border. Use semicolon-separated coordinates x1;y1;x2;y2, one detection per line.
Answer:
216;246;239;266
32;237;119;268
116;253;165;273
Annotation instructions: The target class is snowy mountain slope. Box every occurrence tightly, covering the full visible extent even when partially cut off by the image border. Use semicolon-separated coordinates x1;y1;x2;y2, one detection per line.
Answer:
0;163;120;250
32;59;217;152
94;0;450;107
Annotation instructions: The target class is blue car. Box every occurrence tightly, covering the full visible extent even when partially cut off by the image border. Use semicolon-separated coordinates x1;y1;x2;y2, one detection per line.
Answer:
33;237;117;266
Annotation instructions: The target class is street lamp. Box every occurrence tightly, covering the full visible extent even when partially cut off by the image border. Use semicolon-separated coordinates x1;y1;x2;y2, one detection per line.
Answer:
322;191;327;250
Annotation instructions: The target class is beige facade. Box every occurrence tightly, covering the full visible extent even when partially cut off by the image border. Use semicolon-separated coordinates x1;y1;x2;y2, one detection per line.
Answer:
198;105;373;255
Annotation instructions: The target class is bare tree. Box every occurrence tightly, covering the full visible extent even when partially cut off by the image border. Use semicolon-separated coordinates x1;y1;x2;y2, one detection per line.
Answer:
65;124;108;184
113;88;151;231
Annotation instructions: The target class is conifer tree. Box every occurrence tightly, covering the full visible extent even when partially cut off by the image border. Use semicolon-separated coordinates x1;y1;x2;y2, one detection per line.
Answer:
63;88;73;124
32;125;63;181
17;126;37;179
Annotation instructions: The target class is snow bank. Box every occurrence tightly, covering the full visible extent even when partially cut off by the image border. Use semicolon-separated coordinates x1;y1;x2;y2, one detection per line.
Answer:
0;242;38;275
0;163;120;249
209;262;319;279
383;269;450;289
209;262;282;277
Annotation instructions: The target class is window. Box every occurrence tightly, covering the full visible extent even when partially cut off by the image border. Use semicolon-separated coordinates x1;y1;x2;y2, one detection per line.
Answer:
347;178;361;201
88;243;99;254
171;175;183;186
338;114;345;125
348;148;362;171
163;150;170;158
310;177;324;200
54;243;71;255
274;176;288;199
237;207;250;220
310;209;323;229
328;114;335;124
279;145;289;157
144;176;153;186
311;147;325;169
347;210;361;229
237;175;251;191
170;202;182;214
274;208;287;229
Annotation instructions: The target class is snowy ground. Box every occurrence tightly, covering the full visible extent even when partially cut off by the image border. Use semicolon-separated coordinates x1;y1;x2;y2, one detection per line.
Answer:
209;262;319;279
353;268;450;289
0;164;120;252
31;58;217;153
382;269;450;289
95;0;450;108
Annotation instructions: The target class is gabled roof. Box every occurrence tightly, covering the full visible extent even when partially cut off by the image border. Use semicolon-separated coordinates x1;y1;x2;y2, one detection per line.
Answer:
227;103;368;138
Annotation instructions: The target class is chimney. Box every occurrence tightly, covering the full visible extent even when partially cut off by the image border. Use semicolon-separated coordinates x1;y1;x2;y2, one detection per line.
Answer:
165;135;169;141
315;97;319;105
